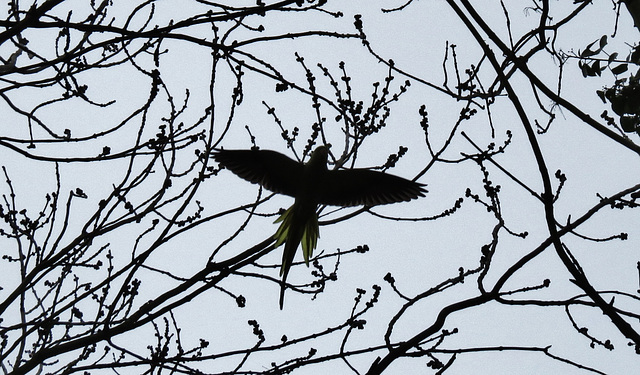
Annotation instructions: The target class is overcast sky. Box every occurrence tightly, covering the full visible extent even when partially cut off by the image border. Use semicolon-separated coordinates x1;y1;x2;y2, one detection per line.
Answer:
2;1;640;374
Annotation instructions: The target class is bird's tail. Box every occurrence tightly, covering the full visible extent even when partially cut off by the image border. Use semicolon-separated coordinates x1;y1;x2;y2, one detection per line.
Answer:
273;205;320;309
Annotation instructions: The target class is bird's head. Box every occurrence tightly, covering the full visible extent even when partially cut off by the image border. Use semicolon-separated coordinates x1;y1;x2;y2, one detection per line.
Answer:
307;145;329;170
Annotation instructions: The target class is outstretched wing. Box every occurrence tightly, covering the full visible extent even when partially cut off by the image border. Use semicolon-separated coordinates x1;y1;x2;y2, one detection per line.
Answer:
212;149;303;197
317;169;426;206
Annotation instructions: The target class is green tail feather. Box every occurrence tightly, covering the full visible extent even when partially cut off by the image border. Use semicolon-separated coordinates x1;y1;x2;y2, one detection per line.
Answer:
274;205;320;309
273;207;293;250
273;206;320;271
301;212;318;263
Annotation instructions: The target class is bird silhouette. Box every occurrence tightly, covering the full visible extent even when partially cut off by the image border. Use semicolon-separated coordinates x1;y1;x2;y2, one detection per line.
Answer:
212;145;426;308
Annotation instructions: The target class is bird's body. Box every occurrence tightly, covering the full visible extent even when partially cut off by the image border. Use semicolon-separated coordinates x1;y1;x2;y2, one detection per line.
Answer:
272;147;327;307
212;146;425;308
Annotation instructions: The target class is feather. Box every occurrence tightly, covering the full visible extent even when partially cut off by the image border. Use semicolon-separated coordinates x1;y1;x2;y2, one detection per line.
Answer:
317;169;427;206
212;148;303;197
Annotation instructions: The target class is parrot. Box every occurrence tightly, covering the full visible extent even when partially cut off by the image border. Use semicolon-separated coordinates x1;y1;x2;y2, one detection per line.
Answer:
212;145;426;308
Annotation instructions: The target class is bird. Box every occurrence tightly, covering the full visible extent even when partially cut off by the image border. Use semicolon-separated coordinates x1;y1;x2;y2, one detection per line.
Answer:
212;145;426;308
